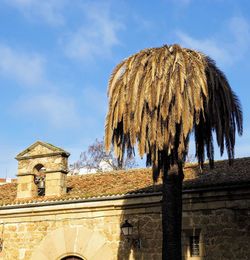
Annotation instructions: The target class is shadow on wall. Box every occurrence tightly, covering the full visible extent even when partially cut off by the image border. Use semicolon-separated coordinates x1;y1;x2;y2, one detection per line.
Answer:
116;184;206;260
116;185;163;260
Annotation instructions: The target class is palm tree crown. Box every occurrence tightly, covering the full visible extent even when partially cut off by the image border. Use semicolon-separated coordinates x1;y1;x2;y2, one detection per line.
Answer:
105;44;243;181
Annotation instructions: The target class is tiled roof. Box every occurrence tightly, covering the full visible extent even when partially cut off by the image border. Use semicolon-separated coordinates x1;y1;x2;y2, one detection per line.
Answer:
0;157;249;206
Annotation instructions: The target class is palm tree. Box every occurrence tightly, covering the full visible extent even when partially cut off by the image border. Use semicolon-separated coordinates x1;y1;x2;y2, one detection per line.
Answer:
104;44;243;260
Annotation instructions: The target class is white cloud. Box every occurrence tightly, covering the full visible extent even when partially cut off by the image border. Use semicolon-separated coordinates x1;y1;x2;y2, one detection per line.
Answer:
176;32;231;63
229;16;250;56
6;0;66;26
176;16;250;65
0;44;46;87
63;2;124;61
15;94;81;128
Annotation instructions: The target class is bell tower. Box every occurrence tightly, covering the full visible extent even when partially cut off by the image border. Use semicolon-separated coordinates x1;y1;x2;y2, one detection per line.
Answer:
16;141;70;199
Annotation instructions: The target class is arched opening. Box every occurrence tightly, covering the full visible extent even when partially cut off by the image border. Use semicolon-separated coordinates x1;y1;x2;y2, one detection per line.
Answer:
33;164;46;196
61;256;84;260
34;163;46;173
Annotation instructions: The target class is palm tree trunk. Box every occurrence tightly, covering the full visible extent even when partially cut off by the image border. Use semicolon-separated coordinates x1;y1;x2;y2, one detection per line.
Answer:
162;162;184;260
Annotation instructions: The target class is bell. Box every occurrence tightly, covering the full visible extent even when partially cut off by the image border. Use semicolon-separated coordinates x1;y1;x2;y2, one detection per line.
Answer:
37;179;45;189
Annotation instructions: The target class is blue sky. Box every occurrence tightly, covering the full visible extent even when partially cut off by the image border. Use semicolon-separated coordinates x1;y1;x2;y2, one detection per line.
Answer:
0;0;249;177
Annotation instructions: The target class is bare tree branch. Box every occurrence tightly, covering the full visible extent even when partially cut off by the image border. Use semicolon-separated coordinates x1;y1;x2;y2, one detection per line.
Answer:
70;138;137;172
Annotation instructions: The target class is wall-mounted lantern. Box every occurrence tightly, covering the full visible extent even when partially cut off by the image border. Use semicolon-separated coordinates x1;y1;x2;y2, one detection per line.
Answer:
121;220;141;249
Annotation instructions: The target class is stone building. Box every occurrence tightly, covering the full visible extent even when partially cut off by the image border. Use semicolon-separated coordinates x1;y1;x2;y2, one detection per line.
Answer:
0;141;249;260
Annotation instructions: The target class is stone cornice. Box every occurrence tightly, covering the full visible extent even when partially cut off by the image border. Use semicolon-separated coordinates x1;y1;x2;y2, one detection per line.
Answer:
15;152;69;161
16;173;35;177
45;170;68;174
16;169;68;176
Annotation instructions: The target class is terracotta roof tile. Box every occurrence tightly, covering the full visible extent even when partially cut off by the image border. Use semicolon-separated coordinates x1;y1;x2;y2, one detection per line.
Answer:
0;183;17;205
0;157;249;206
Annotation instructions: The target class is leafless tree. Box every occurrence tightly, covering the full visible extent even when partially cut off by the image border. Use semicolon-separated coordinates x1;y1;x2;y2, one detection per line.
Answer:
70;138;137;172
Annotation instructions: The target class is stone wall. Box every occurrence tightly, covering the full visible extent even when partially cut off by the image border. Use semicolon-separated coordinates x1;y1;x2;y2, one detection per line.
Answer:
17;154;68;176
182;208;250;260
0;195;163;260
16;142;69;198
0;186;249;260
182;186;250;260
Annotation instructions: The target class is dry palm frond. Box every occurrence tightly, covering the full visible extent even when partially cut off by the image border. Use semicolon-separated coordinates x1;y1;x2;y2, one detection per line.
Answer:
105;44;243;181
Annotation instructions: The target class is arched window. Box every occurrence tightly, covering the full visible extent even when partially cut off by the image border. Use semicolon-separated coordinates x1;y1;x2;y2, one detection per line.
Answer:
61;256;84;260
33;164;46;196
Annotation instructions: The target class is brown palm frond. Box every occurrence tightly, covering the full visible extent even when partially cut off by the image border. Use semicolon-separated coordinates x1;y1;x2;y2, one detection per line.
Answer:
105;44;243;181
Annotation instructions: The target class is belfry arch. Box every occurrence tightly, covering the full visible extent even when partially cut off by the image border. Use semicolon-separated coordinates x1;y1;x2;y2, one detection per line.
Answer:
33;163;46;196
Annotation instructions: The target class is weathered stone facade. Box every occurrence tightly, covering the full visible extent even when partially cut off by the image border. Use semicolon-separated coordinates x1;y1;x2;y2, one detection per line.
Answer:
0;186;249;260
16;141;69;198
182;186;250;260
0;142;249;260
